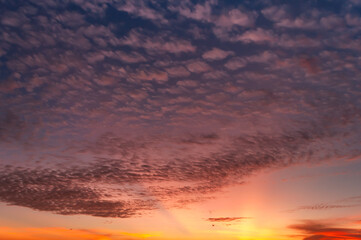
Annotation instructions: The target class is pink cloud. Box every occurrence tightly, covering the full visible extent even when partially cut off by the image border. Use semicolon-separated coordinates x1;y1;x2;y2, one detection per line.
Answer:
278;33;322;48
165;66;191;77
202;70;228;80
173;1;214;22
121;30;196;54
216;9;257;28
263;8;346;31
299;57;321;74
128;90;148;101
277;16;319;29
246;51;277;63
1;11;27;27
346;14;361;26
170;1;257;39
263;6;322;30
202;48;234;61
176;80;199;87
224;57;247;70
232;28;276;43
108;50;147;64
205;92;230;102
261;5;288;22
132;69;169;83
186;60;211;73
320;15;345;29
25;75;46;92
0;79;21;93
55;12;86;28
115;1;168;24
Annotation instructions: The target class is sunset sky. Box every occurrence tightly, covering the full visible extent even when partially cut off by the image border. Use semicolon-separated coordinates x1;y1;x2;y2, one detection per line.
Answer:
1;0;361;239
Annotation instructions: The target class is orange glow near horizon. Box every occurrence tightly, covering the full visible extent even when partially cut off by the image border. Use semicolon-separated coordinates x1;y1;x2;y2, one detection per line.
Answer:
0;226;303;240
1;0;361;239
0;227;162;240
1;163;361;240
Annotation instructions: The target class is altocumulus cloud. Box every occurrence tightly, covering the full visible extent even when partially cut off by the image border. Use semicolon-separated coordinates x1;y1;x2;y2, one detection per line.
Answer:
0;0;361;218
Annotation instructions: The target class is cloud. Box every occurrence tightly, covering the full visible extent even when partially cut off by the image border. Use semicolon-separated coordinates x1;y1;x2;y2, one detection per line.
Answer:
169;0;214;22
106;50;148;64
202;48;234;61
262;5;346;31
1;111;360;218
169;1;257;38
0;165;156;218
131;69;168;83
0;110;27;142
340;195;361;204
261;5;289;22
290;203;360;212
216;9;257;28
320;15;345;29
94;75;118;86
231;28;276;44
266;9;320;30
224;57;247;70
299;57;321;74
115;0;168;24
349;0;361;5
120;29;196;54
186;60;211;73
1;0;361;221
345;13;361;26
1;11;27;27
165;66;190;78
0;78;21;93
202;70;228;80
176;80;199;87
289;220;361;240
246;51;278;63
223;51;277;70
55;11;86;28
207;217;249;222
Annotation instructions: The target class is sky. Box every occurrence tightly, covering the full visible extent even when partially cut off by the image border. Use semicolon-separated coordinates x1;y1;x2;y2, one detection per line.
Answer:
0;0;361;239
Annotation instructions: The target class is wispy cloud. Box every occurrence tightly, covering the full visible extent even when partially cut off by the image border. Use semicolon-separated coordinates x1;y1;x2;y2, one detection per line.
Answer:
289;204;360;212
289;220;361;240
207;217;250;222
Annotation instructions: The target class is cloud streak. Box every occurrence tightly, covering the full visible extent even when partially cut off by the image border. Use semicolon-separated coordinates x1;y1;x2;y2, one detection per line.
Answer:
207;217;249;222
289;220;361;240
